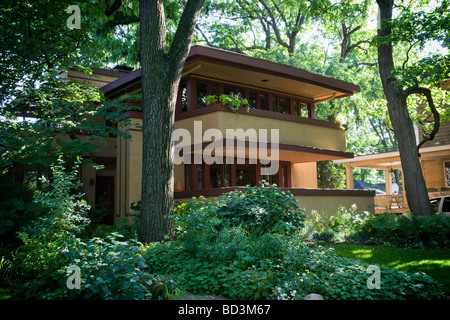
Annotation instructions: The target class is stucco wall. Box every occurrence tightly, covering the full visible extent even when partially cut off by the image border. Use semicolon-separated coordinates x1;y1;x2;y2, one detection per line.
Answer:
174;110;347;152
175;189;375;220
291;162;317;188
293;194;375;218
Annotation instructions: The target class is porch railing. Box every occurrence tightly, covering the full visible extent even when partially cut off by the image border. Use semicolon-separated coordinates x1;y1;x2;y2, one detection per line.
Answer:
374;194;409;214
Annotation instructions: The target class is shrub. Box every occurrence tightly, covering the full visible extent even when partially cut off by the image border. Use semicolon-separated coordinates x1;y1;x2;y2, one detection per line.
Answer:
216;182;305;235
143;233;444;300
143;191;445;300
351;212;450;248
4;157;157;300
300;207;450;248
5;157;91;298
173;181;305;237
57;233;154;300
0;175;47;252
272;238;444;300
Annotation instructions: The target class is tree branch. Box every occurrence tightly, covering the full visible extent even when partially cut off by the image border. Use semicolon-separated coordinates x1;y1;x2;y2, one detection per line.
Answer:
258;0;289;49
168;0;205;78
404;86;441;149
105;0;123;16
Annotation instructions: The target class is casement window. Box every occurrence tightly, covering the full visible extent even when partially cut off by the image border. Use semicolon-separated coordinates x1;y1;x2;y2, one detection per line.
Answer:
183;160;291;191
175;77;312;118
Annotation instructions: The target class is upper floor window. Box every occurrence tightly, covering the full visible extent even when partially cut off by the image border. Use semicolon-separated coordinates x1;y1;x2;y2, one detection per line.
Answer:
177;77;313;118
196;82;208;108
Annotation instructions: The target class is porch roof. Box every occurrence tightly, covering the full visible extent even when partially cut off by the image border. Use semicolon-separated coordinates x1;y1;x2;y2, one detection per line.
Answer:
334;144;450;170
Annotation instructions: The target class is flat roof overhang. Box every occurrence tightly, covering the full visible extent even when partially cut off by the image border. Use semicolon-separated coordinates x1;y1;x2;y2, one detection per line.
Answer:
175;139;354;164
101;45;360;101
334;144;450;170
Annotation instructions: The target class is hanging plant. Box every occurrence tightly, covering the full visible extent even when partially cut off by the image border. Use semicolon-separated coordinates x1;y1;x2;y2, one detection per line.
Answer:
205;92;249;112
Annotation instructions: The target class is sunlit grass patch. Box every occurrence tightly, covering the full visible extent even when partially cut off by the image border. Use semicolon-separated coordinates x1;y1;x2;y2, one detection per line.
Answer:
329;244;450;295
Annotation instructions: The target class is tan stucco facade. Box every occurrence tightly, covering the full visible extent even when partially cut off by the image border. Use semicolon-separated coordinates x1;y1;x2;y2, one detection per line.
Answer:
174;109;347;153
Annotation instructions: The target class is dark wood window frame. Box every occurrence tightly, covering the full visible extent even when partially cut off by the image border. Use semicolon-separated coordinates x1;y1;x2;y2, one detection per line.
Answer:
176;76;314;119
184;159;292;190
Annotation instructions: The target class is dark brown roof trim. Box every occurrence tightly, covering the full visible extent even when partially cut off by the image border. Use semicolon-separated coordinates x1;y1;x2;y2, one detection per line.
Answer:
101;45;360;99
101;69;142;99
186;46;360;96
91;67;131;78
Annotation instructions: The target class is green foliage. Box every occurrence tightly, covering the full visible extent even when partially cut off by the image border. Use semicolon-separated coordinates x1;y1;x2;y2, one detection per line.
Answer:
58;234;154;300
4;157;90;298
0;0;105;100
216;182;305;235
0;174;46;251
0;74;137;176
173;182;305;237
142;189;445;300
316;161;346;189
143;226;444;300
300;207;450;249
274;240;443;300
204;92;249;112
3;157;156;300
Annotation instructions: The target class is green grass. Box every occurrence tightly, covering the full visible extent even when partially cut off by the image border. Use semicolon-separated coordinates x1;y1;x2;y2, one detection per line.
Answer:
329;244;450;295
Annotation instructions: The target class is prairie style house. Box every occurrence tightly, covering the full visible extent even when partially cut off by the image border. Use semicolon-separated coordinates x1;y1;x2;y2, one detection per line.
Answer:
67;45;375;224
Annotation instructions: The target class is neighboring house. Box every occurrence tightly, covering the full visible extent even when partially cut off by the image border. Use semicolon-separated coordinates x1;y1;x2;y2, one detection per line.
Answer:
335;80;450;214
67;45;375;224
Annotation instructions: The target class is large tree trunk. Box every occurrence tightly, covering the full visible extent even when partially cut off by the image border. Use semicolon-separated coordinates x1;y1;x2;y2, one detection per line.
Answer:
376;0;433;216
138;0;204;243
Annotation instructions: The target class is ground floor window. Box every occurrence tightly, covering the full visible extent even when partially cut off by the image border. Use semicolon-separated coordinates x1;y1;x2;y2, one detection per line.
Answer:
184;159;291;190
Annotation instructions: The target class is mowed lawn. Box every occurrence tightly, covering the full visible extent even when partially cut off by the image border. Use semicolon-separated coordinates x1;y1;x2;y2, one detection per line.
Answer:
329;244;450;295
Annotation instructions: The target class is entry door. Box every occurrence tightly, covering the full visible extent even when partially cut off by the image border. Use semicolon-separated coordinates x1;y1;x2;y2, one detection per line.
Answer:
95;176;115;225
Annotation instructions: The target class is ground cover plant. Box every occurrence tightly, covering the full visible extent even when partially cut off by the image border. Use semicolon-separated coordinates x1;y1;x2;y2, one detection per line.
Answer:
1;172;446;300
141;183;445;300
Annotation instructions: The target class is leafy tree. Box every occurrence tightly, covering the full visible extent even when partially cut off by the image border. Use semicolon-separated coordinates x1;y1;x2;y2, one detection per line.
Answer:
0;0;136;242
0;0;107;101
138;0;205;243
376;0;449;216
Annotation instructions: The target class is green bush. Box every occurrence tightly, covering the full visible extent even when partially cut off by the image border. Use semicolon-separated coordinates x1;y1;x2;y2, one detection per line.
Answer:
143;232;444;300
4;157;157;300
58;233;154;300
174;181;305;237
4;157;90;298
142;189;445;300
301;207;450;248
0;174;47;253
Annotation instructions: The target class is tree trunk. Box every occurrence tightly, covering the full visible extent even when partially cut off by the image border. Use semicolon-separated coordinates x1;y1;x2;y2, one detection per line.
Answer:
376;0;433;216
138;0;205;243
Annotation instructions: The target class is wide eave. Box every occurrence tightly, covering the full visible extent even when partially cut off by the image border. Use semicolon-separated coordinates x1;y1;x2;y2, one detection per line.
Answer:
101;45;360;102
